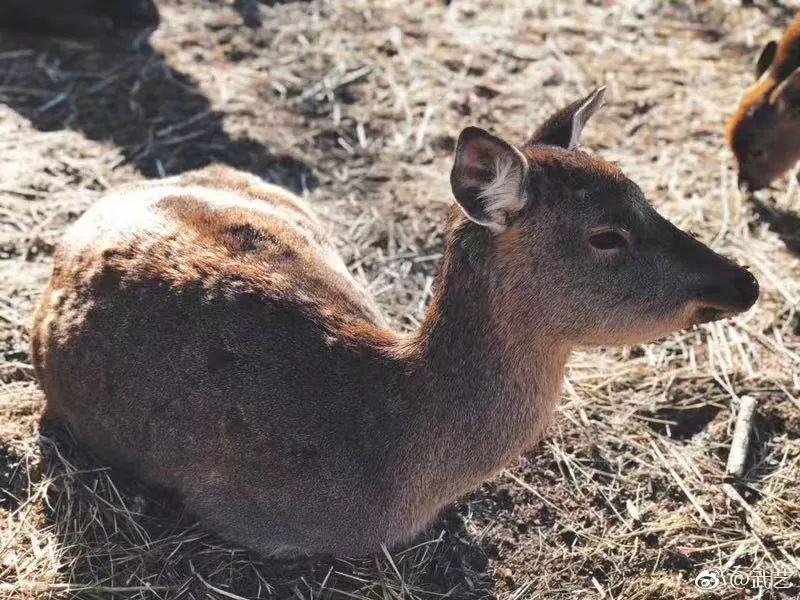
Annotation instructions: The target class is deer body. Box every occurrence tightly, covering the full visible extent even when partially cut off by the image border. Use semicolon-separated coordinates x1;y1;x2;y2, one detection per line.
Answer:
33;91;758;556
32;167;566;555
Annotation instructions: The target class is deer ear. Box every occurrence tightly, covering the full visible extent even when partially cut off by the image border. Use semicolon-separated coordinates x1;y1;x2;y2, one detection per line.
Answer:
771;66;800;115
525;87;606;150
755;40;777;79
450;127;528;232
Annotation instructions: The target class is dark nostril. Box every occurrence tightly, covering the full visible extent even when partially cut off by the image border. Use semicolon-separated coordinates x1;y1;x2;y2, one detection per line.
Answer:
732;269;759;309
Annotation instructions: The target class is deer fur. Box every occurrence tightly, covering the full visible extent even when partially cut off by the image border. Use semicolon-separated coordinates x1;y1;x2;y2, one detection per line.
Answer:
32;89;759;557
0;0;158;35
727;13;800;190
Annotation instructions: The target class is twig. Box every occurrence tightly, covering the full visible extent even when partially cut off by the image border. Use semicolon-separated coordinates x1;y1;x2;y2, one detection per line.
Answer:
727;395;757;479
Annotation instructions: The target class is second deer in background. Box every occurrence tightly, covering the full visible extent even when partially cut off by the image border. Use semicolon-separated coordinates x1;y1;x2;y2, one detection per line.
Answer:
728;13;800;191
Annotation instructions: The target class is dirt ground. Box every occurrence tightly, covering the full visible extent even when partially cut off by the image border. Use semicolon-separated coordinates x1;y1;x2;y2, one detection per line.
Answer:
1;0;799;598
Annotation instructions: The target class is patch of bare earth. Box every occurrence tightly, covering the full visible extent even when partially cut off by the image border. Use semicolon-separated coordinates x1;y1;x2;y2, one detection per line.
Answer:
1;1;799;598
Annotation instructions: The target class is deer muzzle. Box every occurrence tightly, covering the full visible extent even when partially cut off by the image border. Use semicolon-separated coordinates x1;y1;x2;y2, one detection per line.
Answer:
691;266;759;323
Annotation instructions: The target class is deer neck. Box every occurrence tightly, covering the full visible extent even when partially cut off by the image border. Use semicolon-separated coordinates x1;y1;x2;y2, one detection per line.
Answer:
401;217;571;498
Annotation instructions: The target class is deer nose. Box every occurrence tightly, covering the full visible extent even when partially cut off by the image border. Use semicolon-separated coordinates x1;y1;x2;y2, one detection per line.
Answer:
738;172;766;193
731;269;759;310
696;267;759;313
737;173;750;192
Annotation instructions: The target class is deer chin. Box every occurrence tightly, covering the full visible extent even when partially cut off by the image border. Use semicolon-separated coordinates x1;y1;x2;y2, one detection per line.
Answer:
690;305;735;326
692;306;726;324
605;301;738;344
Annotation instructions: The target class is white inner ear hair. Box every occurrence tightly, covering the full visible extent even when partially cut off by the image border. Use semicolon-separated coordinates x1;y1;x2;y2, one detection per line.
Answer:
477;155;526;224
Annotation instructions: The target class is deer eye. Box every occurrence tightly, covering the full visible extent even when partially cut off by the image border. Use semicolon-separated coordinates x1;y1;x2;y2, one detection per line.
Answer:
588;228;630;251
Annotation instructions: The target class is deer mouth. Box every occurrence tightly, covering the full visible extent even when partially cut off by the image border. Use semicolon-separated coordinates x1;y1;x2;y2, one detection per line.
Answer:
688;269;759;324
691;306;730;325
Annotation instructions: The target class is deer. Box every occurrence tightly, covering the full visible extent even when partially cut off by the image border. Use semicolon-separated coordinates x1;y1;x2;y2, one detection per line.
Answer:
31;88;759;557
727;13;800;191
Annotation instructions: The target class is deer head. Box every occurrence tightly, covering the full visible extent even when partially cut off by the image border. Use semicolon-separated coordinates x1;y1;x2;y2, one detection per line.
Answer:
450;88;759;347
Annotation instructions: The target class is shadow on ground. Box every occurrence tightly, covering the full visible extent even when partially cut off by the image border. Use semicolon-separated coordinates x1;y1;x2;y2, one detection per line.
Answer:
0;445;31;514
749;196;800;258
0;27;316;193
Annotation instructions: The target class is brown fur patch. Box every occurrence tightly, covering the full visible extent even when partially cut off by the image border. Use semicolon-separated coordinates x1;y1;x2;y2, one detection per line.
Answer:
522;145;625;182
129;187;383;335
770;14;800;81
175;164;314;218
157;195;297;259
726;76;776;147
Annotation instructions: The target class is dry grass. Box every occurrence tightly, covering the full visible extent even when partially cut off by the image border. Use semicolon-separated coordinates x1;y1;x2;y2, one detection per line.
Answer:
1;0;800;598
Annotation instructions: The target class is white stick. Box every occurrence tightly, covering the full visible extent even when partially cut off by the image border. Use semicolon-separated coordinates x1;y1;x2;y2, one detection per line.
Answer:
727;395;757;478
